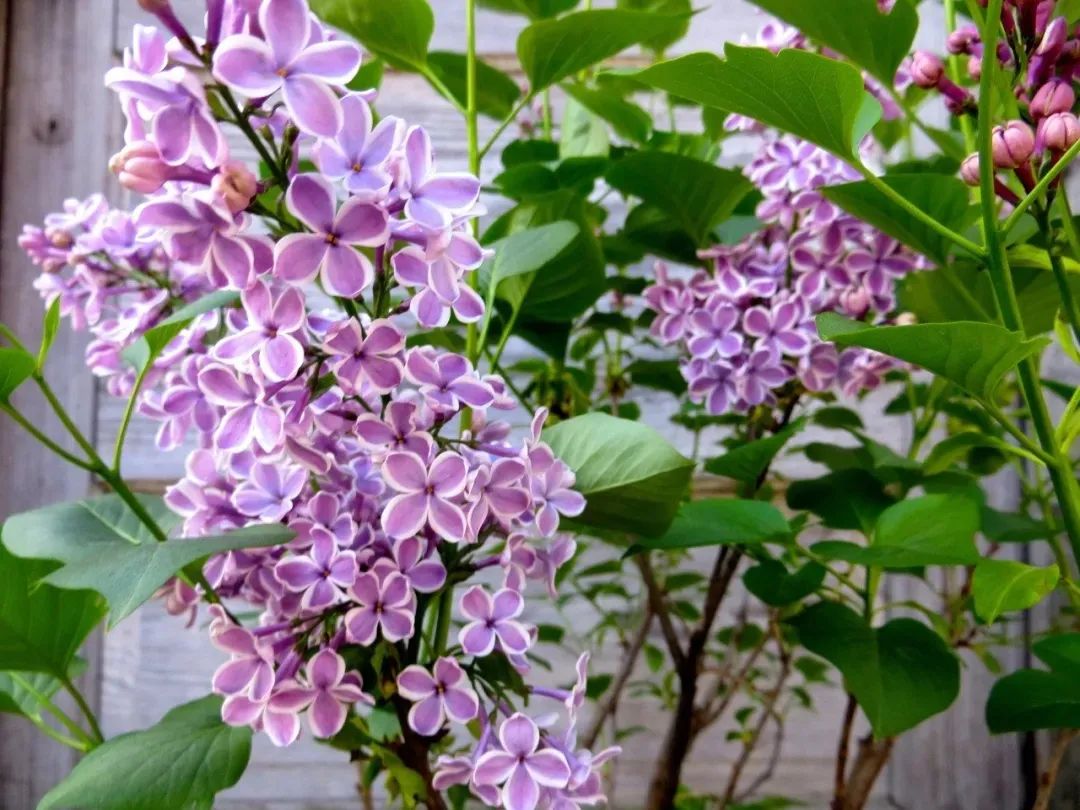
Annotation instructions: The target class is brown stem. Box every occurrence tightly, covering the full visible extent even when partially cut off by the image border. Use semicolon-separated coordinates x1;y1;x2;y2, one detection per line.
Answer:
634;555;686;669
720;634;791;807
831;694;859;810
582;604;653;749
644;548;743;810
1033;729;1079;810
840;734;895;810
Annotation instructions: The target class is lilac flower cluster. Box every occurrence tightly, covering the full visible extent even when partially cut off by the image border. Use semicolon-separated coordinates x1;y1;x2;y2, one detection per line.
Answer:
641;22;922;417
19;1;615;806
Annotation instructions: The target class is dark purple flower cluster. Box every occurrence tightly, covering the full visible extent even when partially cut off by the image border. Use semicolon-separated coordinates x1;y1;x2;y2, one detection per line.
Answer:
19;1;616;805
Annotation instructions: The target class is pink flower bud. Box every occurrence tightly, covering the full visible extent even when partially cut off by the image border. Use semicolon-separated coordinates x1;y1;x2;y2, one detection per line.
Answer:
1038;112;1080;152
212;161;259;214
1030;79;1076;119
991;120;1035;168
947;25;980;55
109;140;171;194
910;51;945;88
960;153;982;186
840;288;871;319
1038;16;1068;57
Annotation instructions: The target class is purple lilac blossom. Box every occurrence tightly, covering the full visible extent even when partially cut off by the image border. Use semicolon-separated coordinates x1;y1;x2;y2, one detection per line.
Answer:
18;1;617;803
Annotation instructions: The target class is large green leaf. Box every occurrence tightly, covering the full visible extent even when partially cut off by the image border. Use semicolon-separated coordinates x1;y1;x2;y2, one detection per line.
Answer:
605;151;753;245
704;418;806;485
426;52;522;120
542;413;695;537
0;347;36;401
816;314;1049;400
790;602;960;737
632;45;881;159
633;498;791;552
822;174;977;264
562;83;652;143
39;695;252;810
0;544;104;677
749;0;918;84
560;95;610;158
986;635;1080;733
615;0;691;52
481;191;607;322
786;469;895;532
312;0;433;72
744;560;826;607
972;559;1059;623
922;431;1043;474
518;9;691;91
480;221;580;321
2;495;293;625
870;493;980;567
0;670;69;720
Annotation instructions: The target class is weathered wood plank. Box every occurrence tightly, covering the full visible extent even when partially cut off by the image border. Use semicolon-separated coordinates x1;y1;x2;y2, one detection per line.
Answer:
0;0;118;807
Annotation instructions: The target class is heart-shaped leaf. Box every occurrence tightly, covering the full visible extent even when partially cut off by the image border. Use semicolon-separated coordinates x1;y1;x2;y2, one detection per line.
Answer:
605;150;754;245
972;559;1060;623
744;560;826;606
816;314;1049;400
986;635;1080;733
790;602;960;737
631;45;881;159
39;695;252;810
749;0;918;84
518;9;691;91
543;413;695;537
2;495;293;625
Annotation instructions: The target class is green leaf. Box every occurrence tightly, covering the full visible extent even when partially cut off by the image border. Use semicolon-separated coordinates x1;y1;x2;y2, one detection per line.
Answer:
981;507;1050;544
821;174;977;265
312;0;433;72
986;669;1080;732
922;431;1044;474
479;0;578;18
0;670;68;720
816;314;1049;400
480;221;580;340
0;544;104;677
786;470;895;532
631;46;881;159
704;418;806;484
789;602;960;737
626;359;684;395
481;190;606;322
615;0;691;52
518;9;691;91
123;290;239;371
2;495;293;625
972;559;1059;623
749;0;918;83
0;347;36;401
869;493;980;567
542;413;695;537
560;95;610;158
427;52;521;119
39;695;252;810
633;498;791;552
605;150;753;245
744;560;826;606
38;299;61;369
562;83;652;143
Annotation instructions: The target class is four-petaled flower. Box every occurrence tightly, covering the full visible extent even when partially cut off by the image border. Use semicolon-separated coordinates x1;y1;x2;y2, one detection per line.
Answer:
265;649;373;746
275;174;389;298
399;126;482;231
214;279;307;381
213;0;361;136
396;657;480;736
314;94;402;200
381;451;468;542
473;713;572;810
322;317;404;394
459;586;532;658
274;533;357;610
345;570;415;644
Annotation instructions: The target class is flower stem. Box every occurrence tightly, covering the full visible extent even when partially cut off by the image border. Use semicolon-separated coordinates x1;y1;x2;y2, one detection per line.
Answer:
978;0;1080;565
464;0;481;372
432;587;454;659
60;673;104;745
1001;137;1080;236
